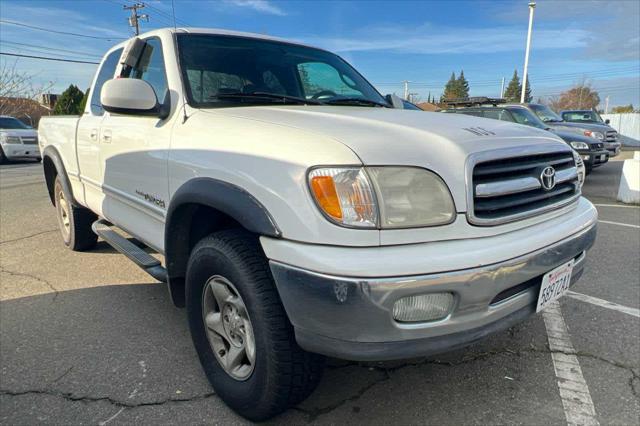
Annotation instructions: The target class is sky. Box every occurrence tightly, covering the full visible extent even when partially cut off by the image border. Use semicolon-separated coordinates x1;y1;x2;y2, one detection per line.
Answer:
0;0;639;108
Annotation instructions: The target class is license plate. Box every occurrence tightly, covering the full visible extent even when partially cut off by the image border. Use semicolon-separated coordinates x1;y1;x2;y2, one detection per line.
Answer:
536;260;574;312
600;154;606;162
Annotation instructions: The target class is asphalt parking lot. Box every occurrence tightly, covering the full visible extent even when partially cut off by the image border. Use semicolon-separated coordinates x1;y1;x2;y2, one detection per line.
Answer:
1;156;638;425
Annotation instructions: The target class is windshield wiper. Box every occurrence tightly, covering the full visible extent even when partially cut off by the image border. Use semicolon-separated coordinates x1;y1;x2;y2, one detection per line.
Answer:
209;92;324;105
324;97;390;108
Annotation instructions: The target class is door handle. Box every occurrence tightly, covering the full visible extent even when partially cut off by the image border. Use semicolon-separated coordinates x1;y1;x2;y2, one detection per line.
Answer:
102;130;112;143
90;129;98;141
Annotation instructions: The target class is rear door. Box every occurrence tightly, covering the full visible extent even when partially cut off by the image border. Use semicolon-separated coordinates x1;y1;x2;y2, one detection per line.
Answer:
98;37;171;251
76;47;122;214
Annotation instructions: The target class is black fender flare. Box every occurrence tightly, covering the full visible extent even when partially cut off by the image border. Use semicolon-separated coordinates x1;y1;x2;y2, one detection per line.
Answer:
42;145;78;206
164;177;281;306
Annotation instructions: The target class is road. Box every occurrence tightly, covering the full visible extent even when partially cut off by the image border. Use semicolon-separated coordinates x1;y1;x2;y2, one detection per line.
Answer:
1;159;638;425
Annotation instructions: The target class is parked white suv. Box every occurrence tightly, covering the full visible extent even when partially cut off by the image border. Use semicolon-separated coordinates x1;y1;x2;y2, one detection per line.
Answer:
0;116;41;163
38;28;597;421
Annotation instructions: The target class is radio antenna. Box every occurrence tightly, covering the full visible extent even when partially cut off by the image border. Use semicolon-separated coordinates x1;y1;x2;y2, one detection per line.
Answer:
171;0;188;123
171;0;177;31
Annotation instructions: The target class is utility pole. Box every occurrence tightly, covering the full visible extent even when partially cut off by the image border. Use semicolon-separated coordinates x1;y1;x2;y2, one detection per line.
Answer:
402;80;411;100
124;3;148;36
605;96;610;114
500;77;505;98
521;1;536;103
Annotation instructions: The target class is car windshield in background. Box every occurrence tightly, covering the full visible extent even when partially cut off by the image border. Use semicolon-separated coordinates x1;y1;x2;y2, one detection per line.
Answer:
507;108;548;130
176;34;387;108
563;111;603;124
530;104;564;123
0;117;29;129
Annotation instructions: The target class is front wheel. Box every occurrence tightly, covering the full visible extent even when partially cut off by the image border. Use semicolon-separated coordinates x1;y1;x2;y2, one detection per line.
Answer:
186;229;325;421
53;176;98;251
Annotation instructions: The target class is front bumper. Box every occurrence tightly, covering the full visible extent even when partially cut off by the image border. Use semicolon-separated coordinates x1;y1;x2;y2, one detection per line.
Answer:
269;210;597;361
581;149;609;168
1;144;41;159
604;142;621;157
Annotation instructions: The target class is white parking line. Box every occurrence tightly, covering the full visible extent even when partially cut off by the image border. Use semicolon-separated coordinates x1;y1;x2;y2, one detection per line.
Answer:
566;291;640;318
598;220;640;229
594;203;640;209
542;301;599;426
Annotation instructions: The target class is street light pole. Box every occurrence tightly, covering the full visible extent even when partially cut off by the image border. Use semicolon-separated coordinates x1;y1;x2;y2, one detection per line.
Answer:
521;1;536;103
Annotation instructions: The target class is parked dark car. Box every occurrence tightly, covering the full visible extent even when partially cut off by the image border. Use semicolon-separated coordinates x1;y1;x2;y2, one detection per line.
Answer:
443;104;609;173
518;104;620;157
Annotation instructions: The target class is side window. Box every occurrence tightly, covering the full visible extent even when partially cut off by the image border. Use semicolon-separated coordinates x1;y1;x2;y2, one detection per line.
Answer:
297;62;363;98
90;48;123;116
483;109;514;122
126;38;168;102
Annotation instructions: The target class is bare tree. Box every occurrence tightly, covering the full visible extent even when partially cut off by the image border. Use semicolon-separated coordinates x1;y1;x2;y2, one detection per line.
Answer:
550;82;600;112
0;60;54;118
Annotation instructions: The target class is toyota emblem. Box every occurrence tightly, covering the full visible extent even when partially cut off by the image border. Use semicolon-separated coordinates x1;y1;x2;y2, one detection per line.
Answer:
540;166;556;191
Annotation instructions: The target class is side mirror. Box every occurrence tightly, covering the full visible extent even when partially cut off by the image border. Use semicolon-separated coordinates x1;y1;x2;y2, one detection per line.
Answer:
385;94;405;109
605;119;610;124
101;78;168;118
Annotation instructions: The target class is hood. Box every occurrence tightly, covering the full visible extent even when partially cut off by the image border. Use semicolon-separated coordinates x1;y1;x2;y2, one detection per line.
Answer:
551;129;599;145
203;105;568;210
545;120;613;133
0;128;37;137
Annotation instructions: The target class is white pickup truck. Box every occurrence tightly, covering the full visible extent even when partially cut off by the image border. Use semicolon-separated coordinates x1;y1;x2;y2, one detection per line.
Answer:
39;28;597;421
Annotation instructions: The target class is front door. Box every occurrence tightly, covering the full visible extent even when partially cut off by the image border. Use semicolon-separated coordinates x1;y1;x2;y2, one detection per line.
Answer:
99;37;171;251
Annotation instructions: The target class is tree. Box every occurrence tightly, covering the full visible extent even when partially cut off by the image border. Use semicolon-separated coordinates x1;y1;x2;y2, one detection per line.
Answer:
523;75;532;103
503;70;521;102
550;84;600;111
0;59;54;117
53;84;84;115
443;72;459;100
611;104;634;113
79;88;90;113
457;70;469;98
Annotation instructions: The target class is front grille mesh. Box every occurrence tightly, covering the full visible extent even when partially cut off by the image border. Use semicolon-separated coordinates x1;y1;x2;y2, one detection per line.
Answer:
472;151;579;224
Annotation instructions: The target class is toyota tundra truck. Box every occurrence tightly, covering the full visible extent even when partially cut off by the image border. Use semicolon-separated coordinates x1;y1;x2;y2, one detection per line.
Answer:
38;28;597;421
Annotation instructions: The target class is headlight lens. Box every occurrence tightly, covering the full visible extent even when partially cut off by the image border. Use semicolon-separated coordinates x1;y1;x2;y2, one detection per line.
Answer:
308;166;455;228
570;141;589;150
2;136;22;144
584;130;604;140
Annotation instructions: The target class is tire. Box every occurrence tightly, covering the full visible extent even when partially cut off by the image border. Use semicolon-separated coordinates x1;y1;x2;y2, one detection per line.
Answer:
186;229;325;421
53;176;98;251
585;165;593;175
0;146;6;164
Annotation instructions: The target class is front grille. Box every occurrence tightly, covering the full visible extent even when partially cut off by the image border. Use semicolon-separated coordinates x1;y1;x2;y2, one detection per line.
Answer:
21;136;37;145
591;142;604;151
605;130;617;142
470;150;580;225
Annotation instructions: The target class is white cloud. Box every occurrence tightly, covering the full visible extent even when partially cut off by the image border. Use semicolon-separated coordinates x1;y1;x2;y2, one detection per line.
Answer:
224;0;286;16
299;25;589;54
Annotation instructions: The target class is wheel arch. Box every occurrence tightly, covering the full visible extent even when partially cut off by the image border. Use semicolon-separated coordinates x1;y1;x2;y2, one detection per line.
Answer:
164;177;281;307
42;146;76;206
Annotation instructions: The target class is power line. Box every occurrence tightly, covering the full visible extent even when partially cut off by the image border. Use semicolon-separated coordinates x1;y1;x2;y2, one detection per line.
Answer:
0;52;99;65
0;19;126;41
143;2;191;27
1;40;102;58
123;3;148;36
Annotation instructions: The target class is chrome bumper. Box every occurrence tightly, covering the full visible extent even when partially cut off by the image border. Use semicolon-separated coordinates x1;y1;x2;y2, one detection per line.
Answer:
270;223;597;361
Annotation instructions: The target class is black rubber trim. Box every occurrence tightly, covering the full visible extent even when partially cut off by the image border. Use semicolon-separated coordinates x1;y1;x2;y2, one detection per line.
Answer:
42;145;78;206
166;177;281;239
295;305;536;362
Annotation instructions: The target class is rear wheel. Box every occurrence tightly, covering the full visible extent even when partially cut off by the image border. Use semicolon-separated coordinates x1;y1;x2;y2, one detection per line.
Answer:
54;177;98;251
186;229;325;421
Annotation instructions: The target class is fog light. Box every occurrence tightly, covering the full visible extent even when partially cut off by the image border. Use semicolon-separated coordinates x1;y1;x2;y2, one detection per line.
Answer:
392;293;454;322
582;155;590;160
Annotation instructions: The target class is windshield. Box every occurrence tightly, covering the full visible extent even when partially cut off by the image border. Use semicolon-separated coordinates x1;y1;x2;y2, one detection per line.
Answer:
530;104;563;122
562;111;603;123
176;34;387;108
0;117;29;129
507;107;548;129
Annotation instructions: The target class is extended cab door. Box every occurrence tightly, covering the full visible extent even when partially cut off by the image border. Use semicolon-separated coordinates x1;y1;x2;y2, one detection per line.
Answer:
76;47;123;214
99;37;171;251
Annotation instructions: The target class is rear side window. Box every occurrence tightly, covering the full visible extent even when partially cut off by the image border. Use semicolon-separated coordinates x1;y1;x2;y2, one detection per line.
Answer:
124;38;168;102
483;109;513;122
90;48;123;116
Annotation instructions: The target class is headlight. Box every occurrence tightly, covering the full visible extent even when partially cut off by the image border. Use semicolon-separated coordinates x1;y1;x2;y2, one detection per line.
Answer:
308;166;455;228
1;135;21;144
584;130;604;141
572;151;585;188
570;141;589;150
